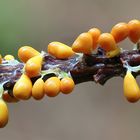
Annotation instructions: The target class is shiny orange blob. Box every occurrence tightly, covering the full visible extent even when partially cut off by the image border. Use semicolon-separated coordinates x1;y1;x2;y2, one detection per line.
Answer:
18;46;40;63
98;33;117;52
72;32;93;54
60;77;75;94
88;28;101;50
111;22;129;43
25;55;43;78
128;19;140;43
44;77;61;97
48;42;75;59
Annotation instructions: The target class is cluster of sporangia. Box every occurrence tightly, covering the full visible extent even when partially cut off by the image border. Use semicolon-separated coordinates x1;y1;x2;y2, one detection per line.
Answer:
0;19;140;128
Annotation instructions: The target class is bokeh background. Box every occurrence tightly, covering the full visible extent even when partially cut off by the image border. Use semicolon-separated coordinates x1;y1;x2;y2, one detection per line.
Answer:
1;0;140;140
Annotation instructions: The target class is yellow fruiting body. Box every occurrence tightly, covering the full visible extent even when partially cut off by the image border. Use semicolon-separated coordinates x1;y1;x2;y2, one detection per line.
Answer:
123;71;140;103
44;77;61;97
88;28;101;50
0;99;9;128
72;32;93;54
2;91;19;103
18;46;40;63
111;22;129;43
25;55;43;78
60;77;75;94
4;55;15;60
0;55;2;64
48;42;75;59
32;78;45;100
13;74;32;100
128;19;140;43
98;33;118;52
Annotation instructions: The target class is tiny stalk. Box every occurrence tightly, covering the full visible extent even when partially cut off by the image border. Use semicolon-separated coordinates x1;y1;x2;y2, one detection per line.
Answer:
123;61;140;73
0;84;4;99
41;68;70;79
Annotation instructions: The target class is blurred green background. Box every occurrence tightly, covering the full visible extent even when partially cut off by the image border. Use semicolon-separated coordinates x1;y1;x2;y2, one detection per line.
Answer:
1;0;140;140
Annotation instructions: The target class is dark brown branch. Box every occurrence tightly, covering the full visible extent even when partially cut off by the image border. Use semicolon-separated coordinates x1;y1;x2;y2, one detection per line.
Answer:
1;46;140;92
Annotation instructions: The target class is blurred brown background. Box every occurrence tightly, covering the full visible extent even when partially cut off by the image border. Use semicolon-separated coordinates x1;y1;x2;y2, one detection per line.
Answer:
0;0;140;140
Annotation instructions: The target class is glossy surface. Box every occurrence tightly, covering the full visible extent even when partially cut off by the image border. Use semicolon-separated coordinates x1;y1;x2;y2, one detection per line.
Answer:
44;77;60;97
32;78;45;100
18;46;40;63
13;74;32;100
88;28;101;50
60;77;75;94
48;42;75;59
0;99;8;128
111;22;129;43
25;55;43;78
128;19;140;43
123;71;140;103
72;32;93;54
98;33;117;51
